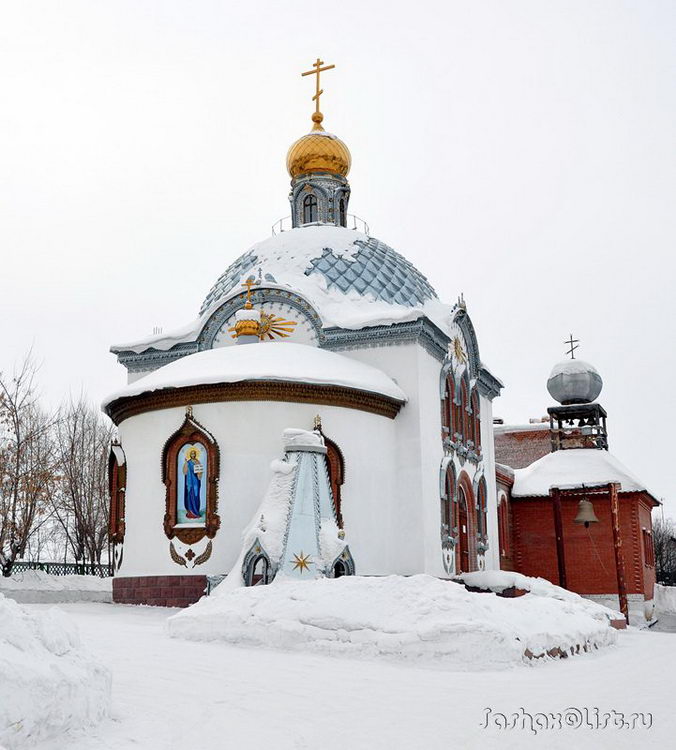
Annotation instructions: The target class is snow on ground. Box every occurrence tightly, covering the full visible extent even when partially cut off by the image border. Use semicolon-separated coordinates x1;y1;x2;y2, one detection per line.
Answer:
655;583;676;615
0;595;110;750
167;574;618;668
0;570;112;604
24;601;676;750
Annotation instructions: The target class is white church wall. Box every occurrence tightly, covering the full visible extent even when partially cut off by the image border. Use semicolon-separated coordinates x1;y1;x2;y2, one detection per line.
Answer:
334;342;444;575
116;399;399;579
332;340;502;579
415;346;450;579
480;394;500;571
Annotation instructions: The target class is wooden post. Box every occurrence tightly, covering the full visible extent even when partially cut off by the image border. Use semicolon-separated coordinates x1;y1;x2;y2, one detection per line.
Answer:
550;487;567;588
609;482;629;624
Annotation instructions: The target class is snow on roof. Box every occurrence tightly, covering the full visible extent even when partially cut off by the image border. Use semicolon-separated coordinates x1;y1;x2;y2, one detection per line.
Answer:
102;342;407;407
549;359;599;378
111;226;454;354
493;422;550;434
512;448;649;497
200;225;438;314
111;316;202;354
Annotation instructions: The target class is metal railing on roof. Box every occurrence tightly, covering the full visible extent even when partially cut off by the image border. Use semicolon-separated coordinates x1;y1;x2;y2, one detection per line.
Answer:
271;214;370;236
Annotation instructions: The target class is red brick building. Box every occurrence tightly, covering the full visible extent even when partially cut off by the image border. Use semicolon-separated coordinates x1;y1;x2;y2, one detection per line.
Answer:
494;359;659;621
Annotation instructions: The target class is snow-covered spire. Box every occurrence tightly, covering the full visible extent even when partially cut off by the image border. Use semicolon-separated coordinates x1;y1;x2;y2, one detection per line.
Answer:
228;426;355;588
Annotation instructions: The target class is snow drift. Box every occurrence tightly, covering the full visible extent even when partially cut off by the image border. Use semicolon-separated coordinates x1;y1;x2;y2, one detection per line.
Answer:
655;584;676;615
0;570;112;604
0;594;111;749
167;574;619;670
455;570;624;622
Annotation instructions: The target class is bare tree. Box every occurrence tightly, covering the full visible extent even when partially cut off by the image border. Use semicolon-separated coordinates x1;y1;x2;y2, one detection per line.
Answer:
51;398;113;571
654;516;676;586
0;356;58;577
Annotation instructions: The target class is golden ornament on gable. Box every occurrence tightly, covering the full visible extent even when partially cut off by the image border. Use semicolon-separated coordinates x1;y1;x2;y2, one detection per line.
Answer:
452;336;467;365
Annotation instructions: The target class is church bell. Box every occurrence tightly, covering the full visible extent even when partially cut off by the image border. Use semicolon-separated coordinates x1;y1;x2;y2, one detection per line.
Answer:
573;497;600;528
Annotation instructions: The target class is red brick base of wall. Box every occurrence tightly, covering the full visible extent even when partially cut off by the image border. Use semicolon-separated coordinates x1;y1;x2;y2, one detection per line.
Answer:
113;575;207;608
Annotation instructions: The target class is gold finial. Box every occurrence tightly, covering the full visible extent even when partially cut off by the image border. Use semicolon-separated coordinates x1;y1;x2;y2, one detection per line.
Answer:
301;58;335;130
186;405;193;419
241;278;256;309
313;414;322;432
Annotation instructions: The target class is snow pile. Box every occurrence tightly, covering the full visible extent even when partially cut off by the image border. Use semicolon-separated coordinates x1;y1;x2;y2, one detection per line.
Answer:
0;570;112;604
0;594;110;749
167;574;618;669
512;448;648;496
103;341;407;407
455;570;623;623
655;584;676;615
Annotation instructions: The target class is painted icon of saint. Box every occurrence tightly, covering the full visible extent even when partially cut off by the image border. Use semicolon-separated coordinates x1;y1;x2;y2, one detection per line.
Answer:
182;447;204;519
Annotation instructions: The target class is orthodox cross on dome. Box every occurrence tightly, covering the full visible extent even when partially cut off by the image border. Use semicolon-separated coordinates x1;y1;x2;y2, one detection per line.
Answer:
564;333;580;359
301;57;335;128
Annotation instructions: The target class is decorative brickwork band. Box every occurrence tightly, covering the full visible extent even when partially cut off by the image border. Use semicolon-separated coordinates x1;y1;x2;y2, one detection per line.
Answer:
112;575;207;608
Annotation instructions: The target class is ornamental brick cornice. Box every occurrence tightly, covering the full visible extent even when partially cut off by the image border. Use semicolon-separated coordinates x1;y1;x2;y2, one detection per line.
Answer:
105;379;404;425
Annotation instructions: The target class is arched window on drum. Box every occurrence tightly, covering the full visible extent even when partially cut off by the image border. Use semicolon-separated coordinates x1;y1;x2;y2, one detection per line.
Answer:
303;193;318;224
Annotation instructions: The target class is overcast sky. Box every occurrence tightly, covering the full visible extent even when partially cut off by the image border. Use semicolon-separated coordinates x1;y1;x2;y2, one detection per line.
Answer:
1;1;674;512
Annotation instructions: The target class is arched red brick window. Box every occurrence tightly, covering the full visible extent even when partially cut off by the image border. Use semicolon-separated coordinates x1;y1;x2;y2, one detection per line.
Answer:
498;494;511;562
108;442;126;544
460;377;469;442
440;376;452;439
440;463;455;548
471;390;481;451
324;436;345;528
456;473;477;573
476;477;488;539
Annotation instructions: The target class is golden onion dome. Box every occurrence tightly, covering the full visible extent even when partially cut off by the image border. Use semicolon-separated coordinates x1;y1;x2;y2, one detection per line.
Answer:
286;112;351;179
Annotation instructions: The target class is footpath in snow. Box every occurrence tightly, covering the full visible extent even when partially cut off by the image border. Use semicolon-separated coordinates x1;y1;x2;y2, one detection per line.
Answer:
26;601;675;750
168;573;620;669
0;593;110;749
